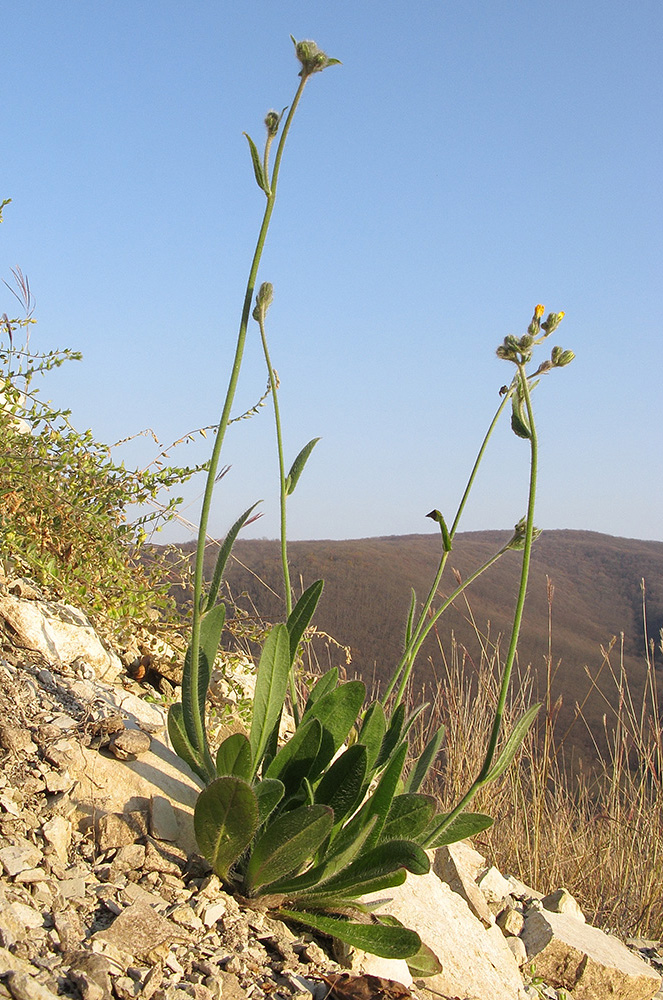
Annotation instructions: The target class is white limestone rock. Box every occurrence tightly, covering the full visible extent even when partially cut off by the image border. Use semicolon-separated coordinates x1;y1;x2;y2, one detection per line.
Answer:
521;906;661;1000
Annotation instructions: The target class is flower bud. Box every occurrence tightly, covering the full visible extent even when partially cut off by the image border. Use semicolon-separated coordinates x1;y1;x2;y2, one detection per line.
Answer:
252;282;274;322
541;311;565;334
264;110;281;138
291;36;341;77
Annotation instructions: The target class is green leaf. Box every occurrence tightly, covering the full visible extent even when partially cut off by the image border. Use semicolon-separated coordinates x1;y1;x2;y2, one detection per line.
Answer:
249;624;291;775
424;811;494;848
376;916;443;977
204;503;261;613
194;776;259;880
245;804;333;894
303;667;338;715
264;818;378;896
265;717;322;796
364;741;408;849
405;724;445;793
358;701;386;773
375;702;405;769
404;589;417;646
314;744;367;827
306;680;366;778
216;732;252;779
484;702;541;783
286;580;324;665
167;703;207;782
511;391;531;439
181;603;226;757
244;132;269;194
380;794;437;843
285;438;320;496
312;839;429;896
278;910;421;959
294;869;407;905
253;778;285;823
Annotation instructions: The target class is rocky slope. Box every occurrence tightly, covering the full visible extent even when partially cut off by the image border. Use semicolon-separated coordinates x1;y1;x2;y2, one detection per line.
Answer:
0;575;661;1000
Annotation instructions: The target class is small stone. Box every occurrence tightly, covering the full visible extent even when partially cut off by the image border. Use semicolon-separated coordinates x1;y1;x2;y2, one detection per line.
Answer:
5;971;60;1000
505;934;528;966
92;899;189;963
96;810;149;850
0;842;43;877
53;907;86;952
151;795;179;842
41;815;72;862
542;887;585;923
496;904;525;937
109;729;152;760
43;768;73;793
68;951;114;1000
0;724;36;754
201;901;227;928
112;843;147;873
477;865;513;907
169;905;204;932
55;877;86;900
143;838;186;875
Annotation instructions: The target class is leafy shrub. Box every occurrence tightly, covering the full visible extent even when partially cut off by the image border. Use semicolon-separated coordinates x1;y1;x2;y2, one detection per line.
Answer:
0;205;202;634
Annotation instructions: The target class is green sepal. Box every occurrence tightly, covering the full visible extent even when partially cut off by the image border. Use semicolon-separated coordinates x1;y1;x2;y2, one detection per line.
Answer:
249;624;291;776
278;909;421;959
483;702;541;783
245;804;333;894
285;437;320;495
193;776;259;880
204;503;261;613
423;811;494;848
244;132;269;194
216;732;252;779
167;703;207;782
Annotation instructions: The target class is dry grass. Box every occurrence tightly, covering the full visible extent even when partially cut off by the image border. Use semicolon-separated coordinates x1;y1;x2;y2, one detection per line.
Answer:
416;578;663;939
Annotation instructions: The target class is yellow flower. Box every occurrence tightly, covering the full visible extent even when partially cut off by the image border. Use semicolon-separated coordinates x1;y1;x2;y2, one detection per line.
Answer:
534;304;545;319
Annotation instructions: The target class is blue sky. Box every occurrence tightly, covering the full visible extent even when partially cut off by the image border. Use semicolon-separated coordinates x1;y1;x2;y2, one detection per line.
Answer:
3;2;662;544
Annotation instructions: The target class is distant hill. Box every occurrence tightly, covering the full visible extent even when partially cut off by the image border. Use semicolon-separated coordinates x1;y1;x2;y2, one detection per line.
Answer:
173;530;663;763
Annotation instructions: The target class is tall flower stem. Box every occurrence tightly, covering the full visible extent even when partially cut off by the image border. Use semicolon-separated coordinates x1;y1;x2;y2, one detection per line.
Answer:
187;75;309;768
423;363;539;843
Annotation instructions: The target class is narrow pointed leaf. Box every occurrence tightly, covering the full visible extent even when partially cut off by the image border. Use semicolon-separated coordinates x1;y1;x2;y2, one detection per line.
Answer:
376;916;443;977
278;910;421;959
380;794;437;843
358;701;386;773
204;503;261;613
314;839;429;895
194;777;259;880
294;869;407;905
285;438;320;496
424;811;494;848
249;624;291;775
303;667;338;715
511;392;531;439
314;744;367;826
405;724;445;793
286;580;324;665
245;804;333;894
265;718;322;795
263;818;378;896
375;702;405;769
182;603;225;755
253;778;285;823
216;732;252;779
167;703;207;782
244;132;268;193
363;741;408;850
305;680;366;771
484;703;541;783
404;589;417;646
